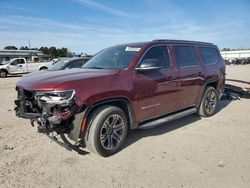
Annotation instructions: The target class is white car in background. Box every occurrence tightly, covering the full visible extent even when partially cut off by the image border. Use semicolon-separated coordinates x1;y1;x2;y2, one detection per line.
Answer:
0;58;53;78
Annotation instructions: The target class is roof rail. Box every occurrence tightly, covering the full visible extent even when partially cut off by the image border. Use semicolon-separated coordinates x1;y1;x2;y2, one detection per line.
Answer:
152;39;213;45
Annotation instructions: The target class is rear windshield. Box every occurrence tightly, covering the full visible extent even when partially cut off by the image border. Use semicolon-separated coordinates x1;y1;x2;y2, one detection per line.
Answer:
200;47;220;65
83;45;142;69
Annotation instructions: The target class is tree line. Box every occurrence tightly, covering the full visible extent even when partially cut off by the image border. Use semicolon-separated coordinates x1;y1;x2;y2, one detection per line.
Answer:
222;48;250;51
3;46;69;58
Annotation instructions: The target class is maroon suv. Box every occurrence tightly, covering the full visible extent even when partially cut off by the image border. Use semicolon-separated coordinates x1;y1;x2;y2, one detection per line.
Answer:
15;40;225;156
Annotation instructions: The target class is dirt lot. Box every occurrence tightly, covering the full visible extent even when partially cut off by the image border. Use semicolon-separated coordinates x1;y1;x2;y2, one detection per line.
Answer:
0;65;250;188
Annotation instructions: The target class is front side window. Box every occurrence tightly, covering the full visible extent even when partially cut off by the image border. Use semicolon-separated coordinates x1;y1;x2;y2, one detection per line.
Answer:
83;45;142;69
10;60;18;65
200;47;219;65
67;60;84;69
174;46;199;67
140;46;170;69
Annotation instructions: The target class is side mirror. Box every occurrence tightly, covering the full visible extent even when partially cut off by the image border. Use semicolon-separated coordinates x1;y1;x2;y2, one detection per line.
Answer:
136;59;162;72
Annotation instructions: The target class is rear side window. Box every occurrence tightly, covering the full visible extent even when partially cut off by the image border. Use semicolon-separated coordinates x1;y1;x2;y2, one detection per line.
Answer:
174;46;199;67
18;59;25;64
200;47;219;65
141;46;170;69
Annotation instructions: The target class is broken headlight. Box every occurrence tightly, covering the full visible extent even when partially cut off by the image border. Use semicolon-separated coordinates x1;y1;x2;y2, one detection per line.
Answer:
35;89;75;105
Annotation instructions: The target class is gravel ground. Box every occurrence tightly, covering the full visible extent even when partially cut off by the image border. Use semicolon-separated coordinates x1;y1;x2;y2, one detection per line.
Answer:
0;65;250;188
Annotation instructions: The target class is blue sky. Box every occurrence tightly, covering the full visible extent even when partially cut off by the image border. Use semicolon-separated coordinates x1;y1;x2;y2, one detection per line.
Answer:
0;0;250;53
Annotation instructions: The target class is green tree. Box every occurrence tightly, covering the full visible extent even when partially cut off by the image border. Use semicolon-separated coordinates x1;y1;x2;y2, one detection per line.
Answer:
57;47;68;57
49;46;58;59
4;46;18;50
20;46;29;50
39;46;49;54
222;48;231;51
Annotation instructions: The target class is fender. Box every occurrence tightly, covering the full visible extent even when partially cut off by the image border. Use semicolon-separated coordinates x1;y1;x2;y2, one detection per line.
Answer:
68;97;137;142
0;68;8;72
196;79;219;108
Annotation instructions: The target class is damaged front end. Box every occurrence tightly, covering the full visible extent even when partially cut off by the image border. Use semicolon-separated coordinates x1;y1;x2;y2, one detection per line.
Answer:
14;87;84;139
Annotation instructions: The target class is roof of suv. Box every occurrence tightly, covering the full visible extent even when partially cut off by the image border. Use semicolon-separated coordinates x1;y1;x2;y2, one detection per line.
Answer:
117;39;216;48
152;39;214;45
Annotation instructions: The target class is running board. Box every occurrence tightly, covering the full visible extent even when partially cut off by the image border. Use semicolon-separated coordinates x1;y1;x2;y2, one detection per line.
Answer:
138;108;197;129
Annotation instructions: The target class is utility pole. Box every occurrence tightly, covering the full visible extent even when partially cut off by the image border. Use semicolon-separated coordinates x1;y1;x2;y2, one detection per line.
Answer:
28;40;31;60
28;40;31;50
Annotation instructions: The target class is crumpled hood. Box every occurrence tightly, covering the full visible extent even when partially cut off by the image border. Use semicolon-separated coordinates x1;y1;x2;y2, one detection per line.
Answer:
17;68;120;91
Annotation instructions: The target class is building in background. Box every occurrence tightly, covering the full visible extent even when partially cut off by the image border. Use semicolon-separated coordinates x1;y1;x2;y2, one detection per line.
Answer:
0;50;50;63
220;50;250;60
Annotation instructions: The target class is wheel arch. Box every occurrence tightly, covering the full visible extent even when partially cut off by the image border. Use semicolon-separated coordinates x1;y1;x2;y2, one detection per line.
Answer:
197;79;219;108
206;80;219;91
0;68;8;77
39;66;48;71
0;68;8;73
85;98;136;131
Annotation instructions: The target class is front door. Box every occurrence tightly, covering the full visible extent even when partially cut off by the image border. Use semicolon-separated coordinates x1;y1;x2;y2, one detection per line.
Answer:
9;59;25;73
133;45;179;122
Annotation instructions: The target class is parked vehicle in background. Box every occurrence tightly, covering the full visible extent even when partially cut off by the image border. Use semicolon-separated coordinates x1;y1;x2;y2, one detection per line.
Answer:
224;57;250;65
48;57;91;71
0;58;53;78
15;40;225;157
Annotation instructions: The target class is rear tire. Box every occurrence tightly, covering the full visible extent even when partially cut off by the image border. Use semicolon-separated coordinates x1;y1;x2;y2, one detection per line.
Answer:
198;87;218;117
85;105;128;157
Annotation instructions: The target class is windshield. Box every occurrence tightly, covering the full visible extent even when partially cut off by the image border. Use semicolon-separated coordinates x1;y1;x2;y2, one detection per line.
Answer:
48;60;68;71
83;45;142;69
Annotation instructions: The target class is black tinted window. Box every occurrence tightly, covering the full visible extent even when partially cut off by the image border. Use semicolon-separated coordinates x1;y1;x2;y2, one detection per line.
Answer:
67;60;84;69
175;46;199;67
18;59;25;64
200;47;219;65
141;46;170;69
11;59;25;65
10;60;18;65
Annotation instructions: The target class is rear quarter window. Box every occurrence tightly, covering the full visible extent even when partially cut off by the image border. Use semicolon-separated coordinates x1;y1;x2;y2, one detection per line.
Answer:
200;47;219;65
174;46;199;67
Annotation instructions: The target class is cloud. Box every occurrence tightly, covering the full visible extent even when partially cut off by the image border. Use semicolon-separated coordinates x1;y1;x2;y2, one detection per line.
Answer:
0;9;250;53
0;15;131;53
2;5;36;13
76;0;135;18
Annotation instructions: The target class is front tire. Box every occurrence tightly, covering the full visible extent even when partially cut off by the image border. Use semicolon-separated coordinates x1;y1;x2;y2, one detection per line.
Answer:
0;70;7;78
85;105;128;157
198;87;218;117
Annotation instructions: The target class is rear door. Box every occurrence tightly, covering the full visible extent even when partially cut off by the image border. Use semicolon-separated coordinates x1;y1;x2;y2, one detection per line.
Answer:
173;45;204;109
133;45;179;122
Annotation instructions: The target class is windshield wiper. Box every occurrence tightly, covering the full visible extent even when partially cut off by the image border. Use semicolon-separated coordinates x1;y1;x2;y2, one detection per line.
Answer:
83;66;104;69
